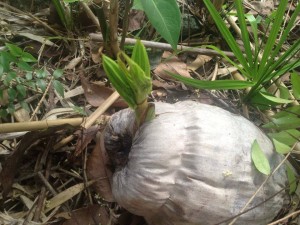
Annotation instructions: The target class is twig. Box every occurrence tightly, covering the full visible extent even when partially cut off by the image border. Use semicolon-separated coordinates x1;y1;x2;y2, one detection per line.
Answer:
90;33;236;58
0;118;84;133
53;91;120;150
267;209;300;225
30;77;53;121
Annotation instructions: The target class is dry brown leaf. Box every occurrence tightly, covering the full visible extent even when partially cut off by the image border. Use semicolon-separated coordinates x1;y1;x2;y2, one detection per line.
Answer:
87;132;114;202
154;51;191;80
128;10;145;32
81;75;114;107
62;205;109;225
187;55;212;71
44;180;95;213
81;75;128;108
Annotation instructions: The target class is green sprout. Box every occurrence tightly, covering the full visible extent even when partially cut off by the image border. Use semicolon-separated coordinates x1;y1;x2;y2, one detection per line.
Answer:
102;40;154;126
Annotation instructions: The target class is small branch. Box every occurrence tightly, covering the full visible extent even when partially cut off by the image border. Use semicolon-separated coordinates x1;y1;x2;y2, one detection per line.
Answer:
0;118;84;133
90;33;236;58
267;209;300;225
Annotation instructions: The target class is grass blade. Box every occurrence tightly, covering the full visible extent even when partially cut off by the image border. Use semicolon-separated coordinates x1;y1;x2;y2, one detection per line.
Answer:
203;0;251;74
258;0;288;76
168;72;254;89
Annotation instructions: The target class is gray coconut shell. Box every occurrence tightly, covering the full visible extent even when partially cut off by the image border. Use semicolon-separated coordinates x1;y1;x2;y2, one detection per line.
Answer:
105;101;287;225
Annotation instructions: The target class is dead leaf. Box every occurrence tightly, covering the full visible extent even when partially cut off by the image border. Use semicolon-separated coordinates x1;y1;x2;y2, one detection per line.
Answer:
62;205;109;225
81;75;114;107
44;180;95;213
87;132;114;202
128;10;145;32
154;51;191;80
80;75;128;108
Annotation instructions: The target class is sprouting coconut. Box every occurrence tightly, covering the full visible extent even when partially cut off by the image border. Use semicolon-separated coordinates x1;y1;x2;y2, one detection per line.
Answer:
101;40;288;225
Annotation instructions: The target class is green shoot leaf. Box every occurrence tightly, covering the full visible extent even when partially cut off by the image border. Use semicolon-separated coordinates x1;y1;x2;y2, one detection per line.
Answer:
251;140;271;175
53;69;64;79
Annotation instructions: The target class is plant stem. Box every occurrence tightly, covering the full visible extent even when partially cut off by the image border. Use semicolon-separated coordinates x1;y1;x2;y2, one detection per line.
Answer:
109;0;120;57
120;0;133;50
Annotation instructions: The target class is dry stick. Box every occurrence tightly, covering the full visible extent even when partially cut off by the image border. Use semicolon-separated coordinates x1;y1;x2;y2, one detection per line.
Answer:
30;77;53;121
228;151;292;225
89;33;236;58
53;91;120;150
267;209;300;225
0;118;84;133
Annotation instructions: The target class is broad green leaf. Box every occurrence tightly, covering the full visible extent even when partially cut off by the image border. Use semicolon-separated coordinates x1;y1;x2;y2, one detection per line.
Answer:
168;72;254;89
16;84;27;97
0;64;3;77
7;103;15;114
53;69;64;79
4;71;17;86
272;138;291;154
272;105;300;119
263;116;300;130
286;166;297;194
291;72;300;99
20;101;30;112
141;0;181;49
0;52;17;72
36;79;47;92
21;52;37;62
102;55;136;108
131;39;150;77
5;43;23;57
133;0;143;10
53;80;65;97
36;69;47;78
8;88;17;102
17;61;33;71
278;85;290;99
251;140;271;175
268;129;300;146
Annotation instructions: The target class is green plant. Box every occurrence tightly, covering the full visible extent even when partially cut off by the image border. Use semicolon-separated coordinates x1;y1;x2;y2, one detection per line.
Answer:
133;0;181;50
0;43;64;118
102;39;154;126
170;0;300;107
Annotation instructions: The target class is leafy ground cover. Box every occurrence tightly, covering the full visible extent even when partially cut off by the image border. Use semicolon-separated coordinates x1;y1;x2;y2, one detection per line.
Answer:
0;0;299;224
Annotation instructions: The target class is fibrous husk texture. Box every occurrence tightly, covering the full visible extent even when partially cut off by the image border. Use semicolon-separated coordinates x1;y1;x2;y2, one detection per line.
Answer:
104;101;288;225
